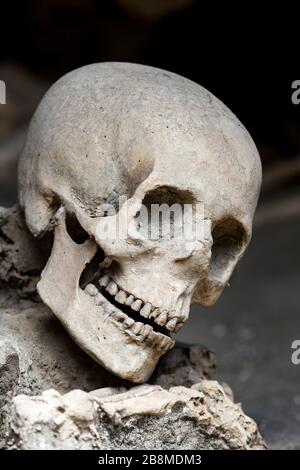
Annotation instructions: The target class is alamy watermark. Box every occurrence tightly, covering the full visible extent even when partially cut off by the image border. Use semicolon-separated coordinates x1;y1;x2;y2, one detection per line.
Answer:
91;196;209;242
291;340;300;365
0;80;6;104
291;80;300;104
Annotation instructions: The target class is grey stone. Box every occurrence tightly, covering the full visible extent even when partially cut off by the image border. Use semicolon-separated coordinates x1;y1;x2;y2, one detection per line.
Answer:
5;383;266;450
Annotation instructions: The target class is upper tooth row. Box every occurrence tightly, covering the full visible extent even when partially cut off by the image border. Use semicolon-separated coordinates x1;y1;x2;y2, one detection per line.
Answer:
97;274;184;333
84;284;174;351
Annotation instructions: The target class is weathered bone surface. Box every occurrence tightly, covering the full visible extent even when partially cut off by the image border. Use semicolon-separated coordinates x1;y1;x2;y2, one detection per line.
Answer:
5;383;265;450
18;62;262;382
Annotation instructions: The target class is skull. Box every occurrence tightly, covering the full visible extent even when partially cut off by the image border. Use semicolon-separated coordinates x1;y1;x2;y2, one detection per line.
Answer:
18;63;261;383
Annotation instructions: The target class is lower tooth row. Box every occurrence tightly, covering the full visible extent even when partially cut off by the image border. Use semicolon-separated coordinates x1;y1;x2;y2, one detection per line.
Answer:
84;284;173;350
123;318;173;350
99;275;181;330
87;274;183;334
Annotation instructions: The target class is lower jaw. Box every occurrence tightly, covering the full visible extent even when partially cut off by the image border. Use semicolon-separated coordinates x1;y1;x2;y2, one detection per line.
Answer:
62;289;172;383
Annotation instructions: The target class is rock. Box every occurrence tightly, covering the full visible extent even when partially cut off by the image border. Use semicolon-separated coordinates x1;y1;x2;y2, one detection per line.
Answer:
0;341;19;397
0;340;20;445
5;382;266;450
152;343;216;388
0;206;50;300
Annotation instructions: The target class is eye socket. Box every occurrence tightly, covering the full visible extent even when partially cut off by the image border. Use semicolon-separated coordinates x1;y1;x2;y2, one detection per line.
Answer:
209;218;248;280
65;213;90;244
142;186;195;207
136;186;196;240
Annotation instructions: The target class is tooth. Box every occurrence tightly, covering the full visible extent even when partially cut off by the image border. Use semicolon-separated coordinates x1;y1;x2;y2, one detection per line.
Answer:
168;311;178;319
155;311;168;326
106;281;118;296
131;299;142;311
161;337;173;351
131;322;143;335
160;336;169;348
115;290;127;304
85;284;98;296
142;324;152;338
124;317;134;328
140;303;152;318
95;293;105;305
125;295;135;306
150;308;160;319
153;334;164;347
112;310;125;322
174;322;185;333
167;338;175;350
99;274;110;287
148;330;157;342
166;318;177;332
156;334;164;347
148;330;157;343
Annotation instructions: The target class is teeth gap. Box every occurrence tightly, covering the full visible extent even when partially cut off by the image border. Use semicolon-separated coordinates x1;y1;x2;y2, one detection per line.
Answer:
99;286;170;337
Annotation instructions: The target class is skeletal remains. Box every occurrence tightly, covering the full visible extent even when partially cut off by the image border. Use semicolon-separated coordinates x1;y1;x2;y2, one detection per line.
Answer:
18;63;262;382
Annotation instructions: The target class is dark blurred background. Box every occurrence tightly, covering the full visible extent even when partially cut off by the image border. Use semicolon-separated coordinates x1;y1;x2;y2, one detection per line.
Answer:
0;0;299;449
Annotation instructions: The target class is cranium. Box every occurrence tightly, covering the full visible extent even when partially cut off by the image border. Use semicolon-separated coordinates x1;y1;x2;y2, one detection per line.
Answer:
18;63;261;383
